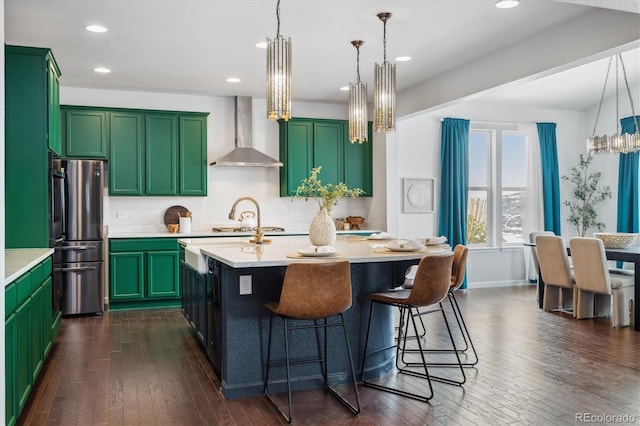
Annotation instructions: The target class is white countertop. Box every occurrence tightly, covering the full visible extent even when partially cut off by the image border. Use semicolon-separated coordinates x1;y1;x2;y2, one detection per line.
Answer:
4;248;54;286
108;229;377;239
180;235;449;270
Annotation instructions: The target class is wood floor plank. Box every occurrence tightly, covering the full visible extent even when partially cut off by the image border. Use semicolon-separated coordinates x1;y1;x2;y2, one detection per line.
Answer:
17;285;640;425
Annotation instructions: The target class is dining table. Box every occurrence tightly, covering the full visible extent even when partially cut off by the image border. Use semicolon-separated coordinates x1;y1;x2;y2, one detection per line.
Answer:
529;242;640;331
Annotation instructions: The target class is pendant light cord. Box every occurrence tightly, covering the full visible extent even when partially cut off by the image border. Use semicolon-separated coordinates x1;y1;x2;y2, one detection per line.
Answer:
383;19;387;63
620;53;640;133
356;44;361;83
591;56;612;137
276;0;281;37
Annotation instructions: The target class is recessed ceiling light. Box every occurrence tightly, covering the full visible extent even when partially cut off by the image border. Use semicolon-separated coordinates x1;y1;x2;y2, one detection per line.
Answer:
94;67;111;73
395;56;412;62
226;77;241;83
255;41;268;49
340;86;350;92
494;0;520;8
85;25;108;33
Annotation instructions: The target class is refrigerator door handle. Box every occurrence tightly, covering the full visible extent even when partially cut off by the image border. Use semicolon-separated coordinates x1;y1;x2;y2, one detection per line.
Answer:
55;266;97;272
56;245;97;251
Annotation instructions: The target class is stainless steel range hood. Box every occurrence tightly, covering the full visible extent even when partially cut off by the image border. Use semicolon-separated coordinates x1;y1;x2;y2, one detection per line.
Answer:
211;96;283;167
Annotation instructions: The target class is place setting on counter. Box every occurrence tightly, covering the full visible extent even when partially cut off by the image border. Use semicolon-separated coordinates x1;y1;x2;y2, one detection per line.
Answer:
287;245;347;259
373;235;449;254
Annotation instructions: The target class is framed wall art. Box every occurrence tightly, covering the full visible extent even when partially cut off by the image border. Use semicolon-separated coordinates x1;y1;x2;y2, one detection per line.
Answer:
403;178;434;213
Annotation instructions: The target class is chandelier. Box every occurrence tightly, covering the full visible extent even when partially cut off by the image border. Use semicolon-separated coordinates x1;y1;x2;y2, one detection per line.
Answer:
587;53;640;154
266;0;291;121
349;40;368;143
374;12;396;133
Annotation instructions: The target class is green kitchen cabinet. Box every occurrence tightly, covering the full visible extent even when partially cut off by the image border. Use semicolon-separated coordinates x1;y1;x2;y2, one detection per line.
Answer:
5;45;61;248
179;114;208;196
342;122;373;195
6;312;17;426
48;59;62;155
16;299;32;413
5;256;55;424
109;238;180;309
62;108;109;158
279;119;314;196
110;252;145;300
109;111;144;195
146;113;178;195
279;118;373;196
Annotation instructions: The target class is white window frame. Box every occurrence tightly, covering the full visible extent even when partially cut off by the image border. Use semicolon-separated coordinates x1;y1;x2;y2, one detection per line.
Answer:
468;123;527;249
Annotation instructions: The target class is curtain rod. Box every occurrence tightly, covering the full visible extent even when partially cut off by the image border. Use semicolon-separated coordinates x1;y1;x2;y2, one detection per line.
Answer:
438;118;536;126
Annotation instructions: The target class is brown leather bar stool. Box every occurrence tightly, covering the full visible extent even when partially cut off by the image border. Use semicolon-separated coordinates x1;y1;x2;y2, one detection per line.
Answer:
361;252;465;402
264;261;360;423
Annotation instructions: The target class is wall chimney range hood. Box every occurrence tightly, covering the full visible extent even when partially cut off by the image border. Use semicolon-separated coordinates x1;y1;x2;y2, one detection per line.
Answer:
211;96;283;167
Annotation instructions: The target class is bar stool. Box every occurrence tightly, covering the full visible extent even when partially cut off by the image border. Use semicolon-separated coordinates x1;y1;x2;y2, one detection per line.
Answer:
361;252;464;402
264;261;360;423
408;244;478;367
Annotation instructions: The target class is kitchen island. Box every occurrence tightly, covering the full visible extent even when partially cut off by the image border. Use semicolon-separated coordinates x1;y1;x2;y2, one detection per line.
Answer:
179;234;449;399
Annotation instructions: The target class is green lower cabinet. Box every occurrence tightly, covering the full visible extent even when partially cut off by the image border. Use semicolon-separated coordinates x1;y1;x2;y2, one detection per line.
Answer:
16;299;32;413
147;251;180;298
109;239;180;309
5;256;55;425
6;312;17;426
110;252;145;300
30;285;44;381
42;277;54;357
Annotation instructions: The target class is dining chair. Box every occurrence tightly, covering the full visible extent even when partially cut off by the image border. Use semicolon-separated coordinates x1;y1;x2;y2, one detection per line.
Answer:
535;235;575;315
569;237;634;327
528;231;555;283
361;252;464;403
264;261;360;423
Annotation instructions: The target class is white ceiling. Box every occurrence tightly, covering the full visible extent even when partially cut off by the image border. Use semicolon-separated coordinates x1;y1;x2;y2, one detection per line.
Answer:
4;0;640;111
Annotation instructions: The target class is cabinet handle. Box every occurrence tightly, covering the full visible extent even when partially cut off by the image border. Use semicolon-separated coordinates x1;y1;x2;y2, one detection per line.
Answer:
54;266;97;272
56;245;96;251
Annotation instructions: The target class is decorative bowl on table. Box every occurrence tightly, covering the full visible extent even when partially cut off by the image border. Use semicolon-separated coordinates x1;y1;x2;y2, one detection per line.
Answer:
593;232;637;249
346;216;365;230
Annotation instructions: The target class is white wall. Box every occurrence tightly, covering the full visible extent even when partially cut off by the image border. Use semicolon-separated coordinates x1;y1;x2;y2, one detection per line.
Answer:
60;88;379;233
393;101;589;287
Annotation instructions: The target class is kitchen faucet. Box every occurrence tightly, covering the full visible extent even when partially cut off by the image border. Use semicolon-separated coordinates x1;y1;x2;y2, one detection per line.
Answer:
229;196;265;244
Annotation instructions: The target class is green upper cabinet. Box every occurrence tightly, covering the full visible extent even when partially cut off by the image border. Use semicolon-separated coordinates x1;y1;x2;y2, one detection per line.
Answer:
5;45;60;248
61;107;108;158
146;113;178;195
110;111;144;195
179;115;208;196
279;119;313;196
48;59;62;155
279;118;373;196
342;122;373;195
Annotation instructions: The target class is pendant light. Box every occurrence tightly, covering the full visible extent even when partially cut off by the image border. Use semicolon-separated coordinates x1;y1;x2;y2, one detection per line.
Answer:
587;53;640;154
349;40;368;143
266;0;292;121
374;12;396;133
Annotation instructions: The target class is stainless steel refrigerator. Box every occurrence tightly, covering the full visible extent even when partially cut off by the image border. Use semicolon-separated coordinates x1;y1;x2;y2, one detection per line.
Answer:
53;159;105;315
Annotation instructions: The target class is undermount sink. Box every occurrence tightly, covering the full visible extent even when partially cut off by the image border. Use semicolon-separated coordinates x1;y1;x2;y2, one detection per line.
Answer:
211;226;285;233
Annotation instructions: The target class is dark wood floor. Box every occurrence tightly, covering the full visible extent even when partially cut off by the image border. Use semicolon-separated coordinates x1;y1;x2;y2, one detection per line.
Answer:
18;285;640;425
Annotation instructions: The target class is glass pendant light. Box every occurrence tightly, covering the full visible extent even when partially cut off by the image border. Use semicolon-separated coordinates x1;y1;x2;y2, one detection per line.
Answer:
587;53;640;154
374;12;396;133
349;40;368;143
266;0;292;121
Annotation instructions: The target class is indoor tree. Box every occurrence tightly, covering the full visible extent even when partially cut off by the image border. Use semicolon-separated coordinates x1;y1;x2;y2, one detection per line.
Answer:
562;153;612;237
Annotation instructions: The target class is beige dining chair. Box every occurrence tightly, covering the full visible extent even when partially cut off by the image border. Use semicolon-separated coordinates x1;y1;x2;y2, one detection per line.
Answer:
569;237;634;327
535;235;575;315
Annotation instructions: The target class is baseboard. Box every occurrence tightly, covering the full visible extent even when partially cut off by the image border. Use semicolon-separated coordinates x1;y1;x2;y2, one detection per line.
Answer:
467;280;534;289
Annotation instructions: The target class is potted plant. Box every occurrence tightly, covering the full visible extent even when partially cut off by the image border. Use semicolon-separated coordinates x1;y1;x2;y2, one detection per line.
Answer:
295;166;364;245
562;153;612;237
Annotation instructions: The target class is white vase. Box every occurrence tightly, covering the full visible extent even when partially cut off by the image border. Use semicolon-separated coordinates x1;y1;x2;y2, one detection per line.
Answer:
308;207;337;246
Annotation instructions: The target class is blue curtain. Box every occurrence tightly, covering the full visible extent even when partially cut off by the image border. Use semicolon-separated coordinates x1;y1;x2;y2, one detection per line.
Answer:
618;116;639;233
438;118;469;288
537;122;562;235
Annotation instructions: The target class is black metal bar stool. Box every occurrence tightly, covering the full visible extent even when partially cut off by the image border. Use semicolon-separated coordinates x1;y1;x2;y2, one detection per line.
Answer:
361;252;465;402
264;261;360;423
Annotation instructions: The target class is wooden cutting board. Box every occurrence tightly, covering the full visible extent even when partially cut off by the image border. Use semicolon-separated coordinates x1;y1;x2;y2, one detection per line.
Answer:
164;205;189;225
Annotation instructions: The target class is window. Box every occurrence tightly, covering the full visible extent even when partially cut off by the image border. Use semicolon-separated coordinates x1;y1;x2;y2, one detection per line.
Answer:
467;125;528;247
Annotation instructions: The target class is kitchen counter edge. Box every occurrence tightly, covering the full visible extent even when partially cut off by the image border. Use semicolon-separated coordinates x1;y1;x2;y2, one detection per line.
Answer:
5;248;54;286
108;230;379;239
